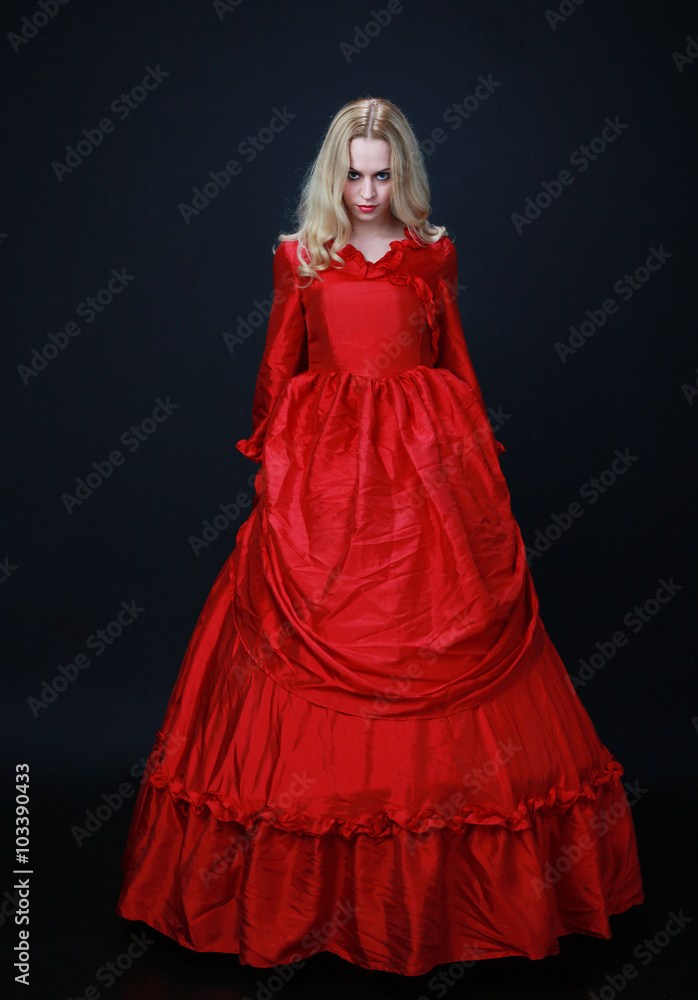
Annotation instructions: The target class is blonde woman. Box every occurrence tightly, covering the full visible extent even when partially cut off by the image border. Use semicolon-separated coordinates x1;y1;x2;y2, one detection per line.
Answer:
117;97;643;976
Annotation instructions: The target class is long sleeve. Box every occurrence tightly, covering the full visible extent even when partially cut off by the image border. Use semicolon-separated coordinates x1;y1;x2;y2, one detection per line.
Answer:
236;242;309;463
433;238;488;414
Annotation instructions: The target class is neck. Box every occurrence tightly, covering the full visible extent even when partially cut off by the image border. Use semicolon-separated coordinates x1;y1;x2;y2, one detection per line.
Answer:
349;220;405;239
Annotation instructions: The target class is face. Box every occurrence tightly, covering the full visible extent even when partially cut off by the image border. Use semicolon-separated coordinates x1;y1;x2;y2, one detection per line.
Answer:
342;137;395;230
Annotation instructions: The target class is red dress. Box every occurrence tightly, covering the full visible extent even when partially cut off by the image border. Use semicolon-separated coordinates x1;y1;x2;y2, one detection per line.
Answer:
116;228;643;975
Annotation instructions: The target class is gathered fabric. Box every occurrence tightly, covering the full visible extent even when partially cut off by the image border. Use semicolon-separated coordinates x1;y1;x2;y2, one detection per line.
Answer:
117;230;643;975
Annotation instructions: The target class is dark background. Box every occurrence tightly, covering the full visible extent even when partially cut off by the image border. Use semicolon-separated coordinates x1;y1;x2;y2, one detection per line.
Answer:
2;0;696;997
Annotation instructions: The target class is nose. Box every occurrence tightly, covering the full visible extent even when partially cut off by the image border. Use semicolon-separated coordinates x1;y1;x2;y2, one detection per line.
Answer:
360;175;376;199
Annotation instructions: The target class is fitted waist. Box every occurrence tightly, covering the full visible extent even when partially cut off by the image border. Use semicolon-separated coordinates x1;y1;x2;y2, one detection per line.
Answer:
308;360;434;380
306;320;435;377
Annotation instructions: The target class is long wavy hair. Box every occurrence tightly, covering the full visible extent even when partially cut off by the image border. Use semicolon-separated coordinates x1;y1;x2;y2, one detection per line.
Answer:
277;97;446;284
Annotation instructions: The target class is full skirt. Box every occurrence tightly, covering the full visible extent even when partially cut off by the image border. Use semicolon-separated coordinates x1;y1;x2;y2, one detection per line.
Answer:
117;366;643;975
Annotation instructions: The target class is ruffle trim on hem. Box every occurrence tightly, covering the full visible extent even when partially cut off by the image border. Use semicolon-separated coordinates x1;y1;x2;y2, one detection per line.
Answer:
146;728;626;838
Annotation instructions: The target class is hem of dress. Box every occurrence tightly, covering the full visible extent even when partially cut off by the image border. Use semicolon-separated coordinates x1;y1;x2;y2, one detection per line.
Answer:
116;891;645;976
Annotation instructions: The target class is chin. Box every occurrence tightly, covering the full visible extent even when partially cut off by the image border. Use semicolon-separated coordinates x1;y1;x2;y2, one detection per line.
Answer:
355;208;386;223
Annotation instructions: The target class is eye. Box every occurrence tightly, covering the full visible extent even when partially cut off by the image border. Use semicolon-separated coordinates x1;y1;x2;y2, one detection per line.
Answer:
347;170;391;180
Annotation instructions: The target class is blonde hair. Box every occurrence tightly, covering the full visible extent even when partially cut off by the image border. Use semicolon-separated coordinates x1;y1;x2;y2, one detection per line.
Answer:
277;96;446;283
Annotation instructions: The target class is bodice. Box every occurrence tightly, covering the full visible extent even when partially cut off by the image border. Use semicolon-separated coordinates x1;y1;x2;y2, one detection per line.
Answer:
235;227;489;464
297;229;444;378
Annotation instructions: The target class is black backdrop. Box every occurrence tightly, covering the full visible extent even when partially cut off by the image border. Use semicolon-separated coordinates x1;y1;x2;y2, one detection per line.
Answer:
3;1;697;997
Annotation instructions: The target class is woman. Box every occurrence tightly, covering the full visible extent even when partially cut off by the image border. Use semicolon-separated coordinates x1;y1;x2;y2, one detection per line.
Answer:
117;96;643;976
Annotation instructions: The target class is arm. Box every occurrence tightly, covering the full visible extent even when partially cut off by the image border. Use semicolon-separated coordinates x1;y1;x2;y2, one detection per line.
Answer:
433;237;488;414
235;242;308;463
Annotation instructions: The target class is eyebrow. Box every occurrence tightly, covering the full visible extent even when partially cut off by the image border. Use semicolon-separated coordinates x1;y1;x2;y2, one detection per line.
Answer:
348;167;391;173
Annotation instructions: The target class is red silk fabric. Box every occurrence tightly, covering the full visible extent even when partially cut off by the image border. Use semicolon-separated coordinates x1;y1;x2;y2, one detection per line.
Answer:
117;230;643;974
233;233;542;719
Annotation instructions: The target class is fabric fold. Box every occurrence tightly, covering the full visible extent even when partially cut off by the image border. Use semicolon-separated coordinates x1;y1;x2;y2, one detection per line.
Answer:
232;364;532;719
117;227;643;974
144;725;627;837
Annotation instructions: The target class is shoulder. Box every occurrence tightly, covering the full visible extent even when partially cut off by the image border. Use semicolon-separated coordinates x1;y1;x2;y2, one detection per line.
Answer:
272;240;303;282
435;235;459;272
274;238;313;271
273;239;298;262
405;231;455;264
437;234;456;257
414;232;456;262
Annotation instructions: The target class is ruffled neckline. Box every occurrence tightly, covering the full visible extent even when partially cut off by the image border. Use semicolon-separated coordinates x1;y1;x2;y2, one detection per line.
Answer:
335;226;425;270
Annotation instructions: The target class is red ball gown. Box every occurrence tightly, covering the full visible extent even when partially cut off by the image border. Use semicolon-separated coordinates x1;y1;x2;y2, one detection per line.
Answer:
116;228;643;975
